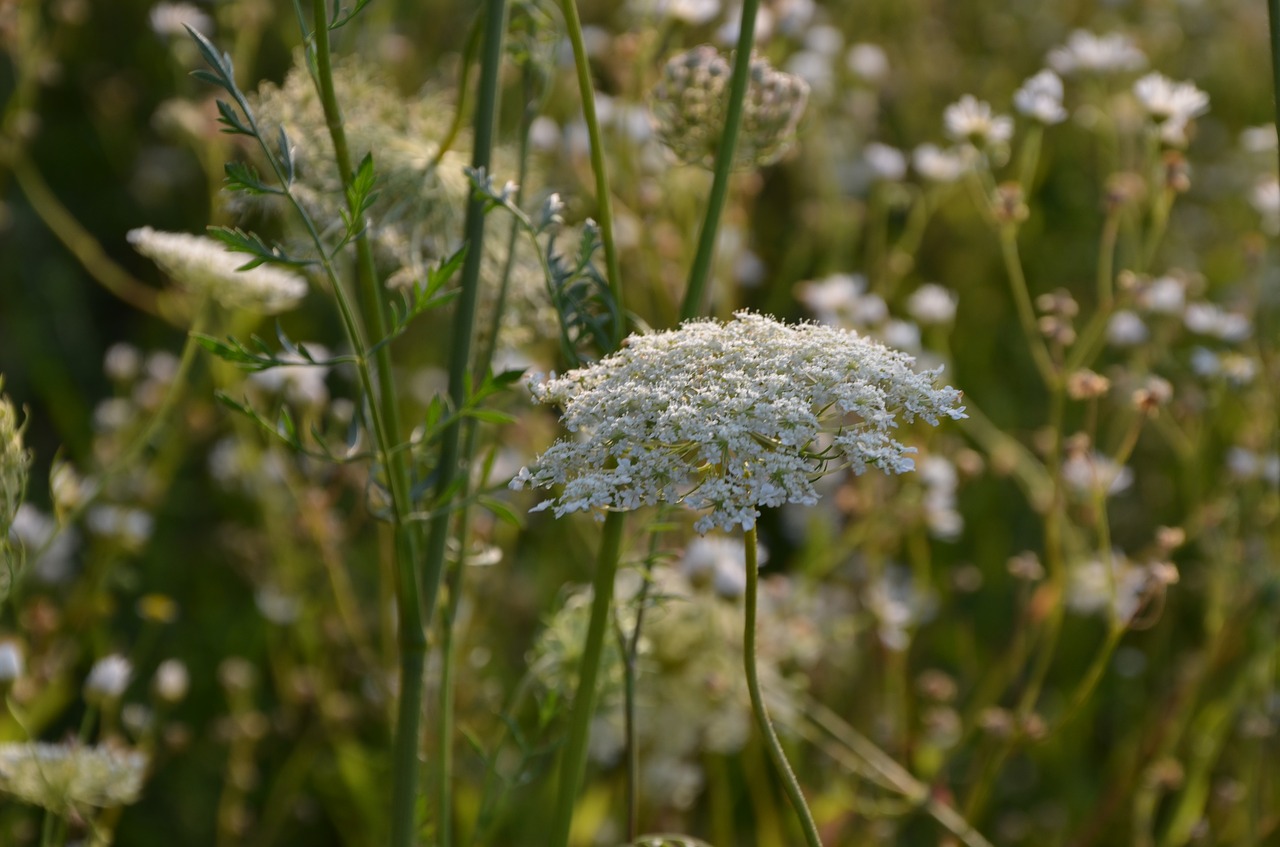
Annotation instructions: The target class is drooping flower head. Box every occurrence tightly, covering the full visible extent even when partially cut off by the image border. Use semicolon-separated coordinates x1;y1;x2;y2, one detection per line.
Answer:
128;227;307;315
512;312;965;533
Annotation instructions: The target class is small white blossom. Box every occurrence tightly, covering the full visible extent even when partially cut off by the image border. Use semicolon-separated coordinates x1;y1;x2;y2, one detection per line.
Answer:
85;655;132;701
1133;73;1209;147
912;144;969;183
944;95;1013;146
1241;124;1278;153
1184;303;1250;342
1013;70;1067;125
0;642;22;683
153;659;190;703
907;283;959;325
512;312;965;533
863;142;907;181
1062;452;1133;497
846;43;889;83
148;2;213;38
1250;177;1280;234
1047;30;1146;76
249;344;333;407
680;535;765;598
795;273;887;328
1106;310;1148;347
1137;275;1186;316
1067;555;1150;621
128;227;307;315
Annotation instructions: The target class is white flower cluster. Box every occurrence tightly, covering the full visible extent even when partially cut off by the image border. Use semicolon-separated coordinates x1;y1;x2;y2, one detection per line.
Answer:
128;227;308;315
943;94;1013;147
1133;72;1209;147
512;312;965;533
1013;70;1067;125
1046;30;1146;76
0;742;148;812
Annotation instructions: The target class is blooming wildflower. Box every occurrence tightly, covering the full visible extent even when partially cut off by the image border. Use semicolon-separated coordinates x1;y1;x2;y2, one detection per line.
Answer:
86;505;154;549
804;24;845;58
879;319;921;354
512;312;965;533
1013;70;1067;125
128;228;307;315
715;4;774;46
0;642;22;683
1061;451;1133;497
1250;177;1280;234
919;455;963;541
1067;556;1169;622
912;144;969;183
85;654;132;702
148;2;213;38
863;142;907;181
943;95;1013;147
1133;73;1209;147
1184;303;1250;342
680;535;766;598
1226;448;1280;484
1137;275;1186;315
1046;30;1146;76
0;742;148;812
103;343;142;383
651;46;809;169
1106;310;1148;347
1241;124;1278;153
907;283;959;325
795;273;887;328
249;344;333;408
153;659;190;703
9;505;78;585
640;0;720;25
866;565;937;651
845;43;889;83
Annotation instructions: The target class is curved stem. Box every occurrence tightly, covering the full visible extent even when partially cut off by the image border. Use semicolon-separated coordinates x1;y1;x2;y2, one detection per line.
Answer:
557;0;624;339
743;526;824;847
549;510;626;847
678;0;762;321
997;225;1057;387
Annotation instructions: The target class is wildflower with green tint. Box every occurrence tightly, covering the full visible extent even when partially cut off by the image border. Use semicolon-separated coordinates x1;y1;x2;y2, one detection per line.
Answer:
512;311;965;533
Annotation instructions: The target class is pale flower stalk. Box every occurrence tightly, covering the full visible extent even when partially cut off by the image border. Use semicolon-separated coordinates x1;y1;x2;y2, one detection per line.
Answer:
512;311;966;533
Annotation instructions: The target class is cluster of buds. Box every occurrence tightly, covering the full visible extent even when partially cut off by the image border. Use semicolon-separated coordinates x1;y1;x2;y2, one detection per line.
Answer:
651;45;809;170
1036;288;1079;348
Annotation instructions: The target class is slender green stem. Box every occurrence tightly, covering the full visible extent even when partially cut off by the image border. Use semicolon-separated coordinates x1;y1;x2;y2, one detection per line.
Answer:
306;5;435;847
743;526;823;847
678;0;762;321
415;2;507;844
997;225;1057;387
549;510;626;847
556;0;623;336
429;12;484;172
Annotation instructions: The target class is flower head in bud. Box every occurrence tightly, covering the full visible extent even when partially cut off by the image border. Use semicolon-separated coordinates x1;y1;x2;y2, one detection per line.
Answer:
0;741;148;812
84;654;132;703
128;227;307;315
652;46;809;170
511;311;965;533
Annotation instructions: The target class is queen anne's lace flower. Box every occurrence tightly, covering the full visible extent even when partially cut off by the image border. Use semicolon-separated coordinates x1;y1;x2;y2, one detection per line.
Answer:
943;95;1013;147
512;312;965;533
128;227;307;315
0;742;148;812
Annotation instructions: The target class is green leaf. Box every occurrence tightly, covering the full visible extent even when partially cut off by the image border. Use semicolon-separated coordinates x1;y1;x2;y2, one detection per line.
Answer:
478;495;524;528
224;161;281;195
207;226;310;270
214;100;252;136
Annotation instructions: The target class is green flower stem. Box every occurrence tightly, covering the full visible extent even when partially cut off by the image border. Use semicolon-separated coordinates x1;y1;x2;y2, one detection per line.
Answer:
996;225;1057;387
415;2;507;845
549;509;626;847
743;526;824;847
557;0;624;334
678;0;762;322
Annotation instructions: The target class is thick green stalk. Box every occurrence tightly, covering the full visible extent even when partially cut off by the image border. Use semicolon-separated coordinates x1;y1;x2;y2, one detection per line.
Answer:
678;0;762;321
743;526;823;847
307;5;429;846
548;510;626;847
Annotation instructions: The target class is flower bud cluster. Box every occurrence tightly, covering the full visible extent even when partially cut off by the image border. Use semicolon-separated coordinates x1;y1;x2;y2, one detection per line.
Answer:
652;45;809;169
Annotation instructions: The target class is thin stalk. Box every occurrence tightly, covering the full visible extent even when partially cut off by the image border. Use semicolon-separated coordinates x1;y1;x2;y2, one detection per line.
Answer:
678;0;762;321
556;0;624;331
306;5;429;846
743;526;823;847
415;2;507;845
548;510;626;847
997;225;1057;387
428;13;485;172
435;55;538;847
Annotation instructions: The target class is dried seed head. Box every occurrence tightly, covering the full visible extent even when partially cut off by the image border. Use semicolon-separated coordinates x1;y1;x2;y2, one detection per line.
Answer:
1066;369;1112;400
652;46;809;170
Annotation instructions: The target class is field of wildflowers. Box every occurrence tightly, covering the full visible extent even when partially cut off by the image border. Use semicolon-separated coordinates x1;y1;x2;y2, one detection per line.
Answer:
1;0;1279;845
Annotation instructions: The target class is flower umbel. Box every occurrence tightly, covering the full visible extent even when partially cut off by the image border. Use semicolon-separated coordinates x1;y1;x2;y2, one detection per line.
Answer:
128;227;308;315
0;741;148;813
512;312;965;533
